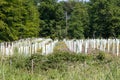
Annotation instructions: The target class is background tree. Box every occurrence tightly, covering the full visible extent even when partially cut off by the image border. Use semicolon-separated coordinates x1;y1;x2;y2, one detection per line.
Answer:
38;0;65;39
68;2;89;39
0;0;40;41
89;0;120;38
0;0;120;42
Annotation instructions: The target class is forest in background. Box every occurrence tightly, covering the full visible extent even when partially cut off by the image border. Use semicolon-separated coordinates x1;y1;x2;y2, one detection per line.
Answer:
0;0;120;42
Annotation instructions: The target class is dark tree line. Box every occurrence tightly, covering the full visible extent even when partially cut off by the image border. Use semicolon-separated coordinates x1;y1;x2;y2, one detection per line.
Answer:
0;0;120;42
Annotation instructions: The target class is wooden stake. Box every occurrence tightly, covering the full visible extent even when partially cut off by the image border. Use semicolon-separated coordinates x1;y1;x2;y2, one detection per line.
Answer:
31;59;34;74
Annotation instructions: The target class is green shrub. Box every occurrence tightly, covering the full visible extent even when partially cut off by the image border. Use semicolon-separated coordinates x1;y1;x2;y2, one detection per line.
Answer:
95;51;113;61
3;51;113;74
118;35;120;39
96;51;106;61
25;52;95;73
25;52;69;72
25;54;47;72
6;54;27;69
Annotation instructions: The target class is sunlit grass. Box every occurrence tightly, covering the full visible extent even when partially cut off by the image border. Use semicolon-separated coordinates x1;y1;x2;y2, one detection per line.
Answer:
0;51;120;80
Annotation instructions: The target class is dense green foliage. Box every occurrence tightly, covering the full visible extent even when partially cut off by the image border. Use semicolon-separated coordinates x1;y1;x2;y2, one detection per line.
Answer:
89;0;120;38
4;51;113;73
0;0;40;41
68;2;89;39
0;0;120;41
38;0;65;39
0;51;120;80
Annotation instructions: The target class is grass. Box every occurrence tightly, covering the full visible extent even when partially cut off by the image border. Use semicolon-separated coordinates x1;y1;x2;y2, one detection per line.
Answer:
53;41;70;52
0;51;120;80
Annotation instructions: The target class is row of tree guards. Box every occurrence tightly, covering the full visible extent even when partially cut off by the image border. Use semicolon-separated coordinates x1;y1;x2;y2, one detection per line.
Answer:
64;39;120;56
0;38;58;56
0;38;120;56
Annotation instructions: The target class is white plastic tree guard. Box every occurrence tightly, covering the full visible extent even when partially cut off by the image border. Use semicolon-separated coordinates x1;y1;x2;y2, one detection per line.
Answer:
64;39;120;56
